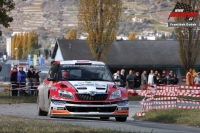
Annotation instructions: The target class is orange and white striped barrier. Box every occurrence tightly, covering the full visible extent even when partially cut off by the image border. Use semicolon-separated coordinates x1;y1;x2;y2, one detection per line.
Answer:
136;85;200;117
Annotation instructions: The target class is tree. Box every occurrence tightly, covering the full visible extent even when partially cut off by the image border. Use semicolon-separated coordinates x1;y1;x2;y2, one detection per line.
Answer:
174;0;200;70
11;34;17;58
171;31;177;40
0;1;15;36
22;32;28;53
161;34;165;40
78;0;122;61
27;30;38;53
128;32;135;40
156;36;162;40
66;29;77;40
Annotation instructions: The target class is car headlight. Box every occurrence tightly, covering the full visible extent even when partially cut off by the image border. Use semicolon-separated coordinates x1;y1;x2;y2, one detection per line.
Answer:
58;90;74;99
109;90;121;100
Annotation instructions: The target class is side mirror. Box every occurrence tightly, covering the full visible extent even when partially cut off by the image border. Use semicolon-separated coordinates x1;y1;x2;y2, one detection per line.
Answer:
47;77;55;81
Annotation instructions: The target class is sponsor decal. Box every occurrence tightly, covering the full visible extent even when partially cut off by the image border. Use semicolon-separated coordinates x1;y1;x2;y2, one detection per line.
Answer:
168;2;198;21
168;2;199;27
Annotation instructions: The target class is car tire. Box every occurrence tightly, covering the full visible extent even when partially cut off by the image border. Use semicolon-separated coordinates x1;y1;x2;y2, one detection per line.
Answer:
100;117;110;120
37;97;48;116
115;117;127;122
47;99;53;118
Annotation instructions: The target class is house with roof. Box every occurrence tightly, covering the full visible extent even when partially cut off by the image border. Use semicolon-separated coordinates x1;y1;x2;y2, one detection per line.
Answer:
51;38;200;84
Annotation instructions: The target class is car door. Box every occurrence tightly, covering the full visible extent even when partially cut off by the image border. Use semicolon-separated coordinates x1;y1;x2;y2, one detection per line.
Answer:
44;64;59;110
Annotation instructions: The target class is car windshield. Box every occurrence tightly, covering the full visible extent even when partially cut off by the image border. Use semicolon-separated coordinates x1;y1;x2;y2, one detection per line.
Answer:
58;64;113;81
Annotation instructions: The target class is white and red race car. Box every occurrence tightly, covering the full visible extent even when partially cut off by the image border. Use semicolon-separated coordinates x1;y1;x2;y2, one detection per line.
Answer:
37;60;129;122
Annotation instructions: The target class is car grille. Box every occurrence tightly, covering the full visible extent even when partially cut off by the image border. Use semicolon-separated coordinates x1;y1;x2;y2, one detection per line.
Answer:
66;106;117;112
76;94;108;100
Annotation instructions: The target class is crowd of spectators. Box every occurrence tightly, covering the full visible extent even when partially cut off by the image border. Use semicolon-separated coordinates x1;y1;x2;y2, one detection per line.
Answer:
113;69;179;89
10;65;41;96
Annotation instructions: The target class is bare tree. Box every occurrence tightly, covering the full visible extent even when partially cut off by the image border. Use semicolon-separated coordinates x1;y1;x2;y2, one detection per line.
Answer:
174;0;200;70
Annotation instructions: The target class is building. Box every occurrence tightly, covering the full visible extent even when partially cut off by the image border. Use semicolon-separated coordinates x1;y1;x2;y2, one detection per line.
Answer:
132;17;143;23
51;39;200;84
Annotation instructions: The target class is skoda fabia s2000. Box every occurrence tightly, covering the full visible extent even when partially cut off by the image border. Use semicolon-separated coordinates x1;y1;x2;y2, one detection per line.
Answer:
37;60;129;122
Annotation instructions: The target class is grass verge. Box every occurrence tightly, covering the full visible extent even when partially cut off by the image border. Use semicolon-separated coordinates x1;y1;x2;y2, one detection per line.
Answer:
0;96;37;104
133;109;200;127
0;115;135;133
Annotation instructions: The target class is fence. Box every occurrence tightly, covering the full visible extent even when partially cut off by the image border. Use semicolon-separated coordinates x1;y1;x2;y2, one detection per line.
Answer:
0;81;42;96
133;85;200;116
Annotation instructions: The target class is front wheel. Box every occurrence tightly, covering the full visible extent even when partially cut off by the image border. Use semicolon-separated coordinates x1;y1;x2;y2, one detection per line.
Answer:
100;117;110;120
115;117;127;122
37;97;47;116
47;99;53;118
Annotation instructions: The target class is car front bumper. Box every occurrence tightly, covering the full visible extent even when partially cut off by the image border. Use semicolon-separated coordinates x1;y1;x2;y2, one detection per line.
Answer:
50;100;129;117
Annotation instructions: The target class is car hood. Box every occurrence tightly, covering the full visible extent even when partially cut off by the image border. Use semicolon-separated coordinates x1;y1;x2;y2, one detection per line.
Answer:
68;81;112;93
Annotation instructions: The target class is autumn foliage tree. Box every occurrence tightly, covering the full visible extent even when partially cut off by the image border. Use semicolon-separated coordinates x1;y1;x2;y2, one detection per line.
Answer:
128;32;135;40
11;30;38;59
66;29;77;40
174;0;200;70
78;0;122;61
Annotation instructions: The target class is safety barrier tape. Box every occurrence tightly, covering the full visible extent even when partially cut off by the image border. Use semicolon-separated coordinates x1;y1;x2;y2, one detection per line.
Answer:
135;85;200;117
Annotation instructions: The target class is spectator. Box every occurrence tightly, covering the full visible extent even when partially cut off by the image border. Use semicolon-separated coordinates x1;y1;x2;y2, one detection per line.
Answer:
113;70;121;86
141;70;147;85
27;66;35;96
113;70;120;80
155;73;162;85
10;68;18;96
10;65;18;75
186;68;194;86
194;72;200;86
126;70;135;89
173;74;179;85
34;69;41;96
153;70;158;84
120;69;126;87
161;70;167;84
18;67;27;96
148;70;154;85
134;72;141;90
166;70;174;85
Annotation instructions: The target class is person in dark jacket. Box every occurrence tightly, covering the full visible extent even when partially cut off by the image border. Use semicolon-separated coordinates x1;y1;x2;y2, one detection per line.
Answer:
34;69;41;96
27;66;35;96
134;72;141;90
173;74;179;84
126;70;135;89
18;67;27;96
10;68;18;96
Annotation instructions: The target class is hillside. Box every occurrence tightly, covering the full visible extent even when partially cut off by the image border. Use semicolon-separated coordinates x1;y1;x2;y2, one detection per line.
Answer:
2;0;175;45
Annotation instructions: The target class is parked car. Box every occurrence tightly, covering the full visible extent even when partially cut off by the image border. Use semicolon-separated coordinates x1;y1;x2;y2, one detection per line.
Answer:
37;60;129;122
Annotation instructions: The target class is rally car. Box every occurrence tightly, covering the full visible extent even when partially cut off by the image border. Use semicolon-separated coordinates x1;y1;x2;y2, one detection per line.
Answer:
37;60;129;122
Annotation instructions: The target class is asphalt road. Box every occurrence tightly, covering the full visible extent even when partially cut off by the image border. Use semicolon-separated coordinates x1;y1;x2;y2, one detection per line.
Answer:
0;101;199;133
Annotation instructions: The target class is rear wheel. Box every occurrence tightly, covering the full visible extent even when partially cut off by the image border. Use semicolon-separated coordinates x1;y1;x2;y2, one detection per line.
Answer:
100;117;110;120
115;117;127;122
37;97;47;116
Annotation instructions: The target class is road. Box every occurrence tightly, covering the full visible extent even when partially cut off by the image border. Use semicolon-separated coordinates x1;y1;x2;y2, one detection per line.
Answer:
0;101;199;133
